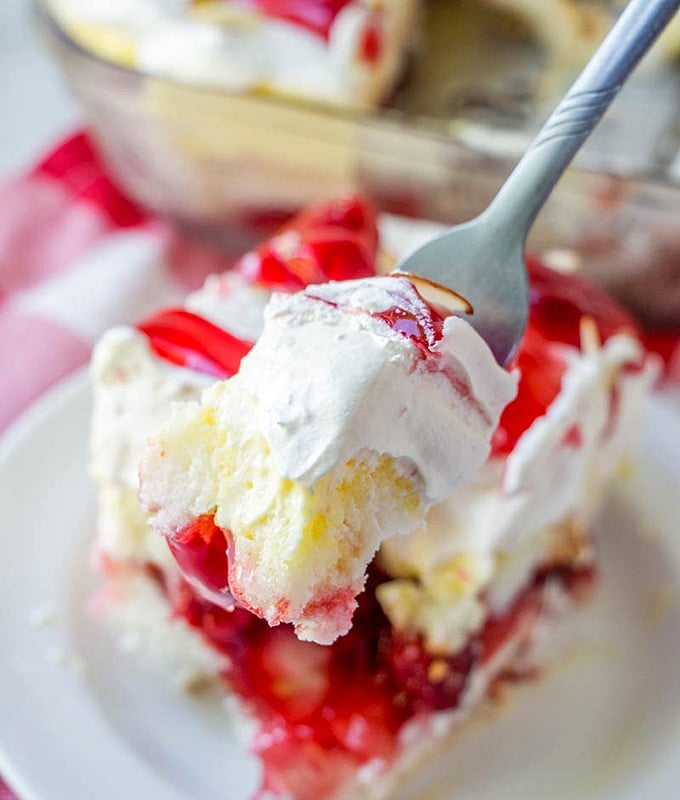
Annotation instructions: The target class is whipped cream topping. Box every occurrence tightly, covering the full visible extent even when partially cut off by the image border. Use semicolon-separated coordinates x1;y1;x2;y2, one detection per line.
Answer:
90;326;212;490
378;330;659;651
186;271;271;342
247;277;516;498
90;273;269;492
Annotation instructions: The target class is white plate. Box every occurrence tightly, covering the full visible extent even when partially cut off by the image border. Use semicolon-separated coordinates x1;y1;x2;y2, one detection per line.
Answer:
1;372;680;800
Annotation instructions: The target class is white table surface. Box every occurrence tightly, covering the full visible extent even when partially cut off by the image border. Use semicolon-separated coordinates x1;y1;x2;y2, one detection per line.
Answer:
0;0;80;180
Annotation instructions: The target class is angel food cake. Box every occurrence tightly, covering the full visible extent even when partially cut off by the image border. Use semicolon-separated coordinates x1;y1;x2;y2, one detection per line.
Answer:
90;197;658;800
139;275;516;644
47;0;419;106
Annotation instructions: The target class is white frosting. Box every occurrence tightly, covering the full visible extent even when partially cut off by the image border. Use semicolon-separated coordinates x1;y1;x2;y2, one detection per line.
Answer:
90;326;212;489
247;278;516;499
378;331;659;649
186;271;271;342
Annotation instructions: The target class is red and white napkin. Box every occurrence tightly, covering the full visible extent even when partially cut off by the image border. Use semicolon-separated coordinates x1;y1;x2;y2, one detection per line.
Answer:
0;131;245;435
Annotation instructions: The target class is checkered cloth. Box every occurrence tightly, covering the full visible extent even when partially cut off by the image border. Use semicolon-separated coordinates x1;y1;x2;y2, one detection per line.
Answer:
0;131;246;436
1;131;679;799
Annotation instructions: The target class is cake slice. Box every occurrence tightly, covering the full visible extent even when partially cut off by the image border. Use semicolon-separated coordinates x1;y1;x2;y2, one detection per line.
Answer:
138;275;516;643
47;0;420;106
89;197;658;800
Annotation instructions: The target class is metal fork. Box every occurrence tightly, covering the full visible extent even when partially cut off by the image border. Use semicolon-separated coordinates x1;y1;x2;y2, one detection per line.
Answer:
394;0;680;365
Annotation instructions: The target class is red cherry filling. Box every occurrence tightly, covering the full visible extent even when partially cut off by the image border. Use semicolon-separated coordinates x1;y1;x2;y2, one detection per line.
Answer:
236;196;378;290
137;309;251;379
234;0;352;39
306;276;447;358
163;554;594;800
167;515;231;594
492;256;643;455
526;256;637;349
643;328;680;380
139;197;379;377
373;281;446;354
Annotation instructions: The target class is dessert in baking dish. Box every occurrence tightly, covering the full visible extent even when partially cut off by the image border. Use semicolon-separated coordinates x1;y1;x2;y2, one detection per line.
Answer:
47;0;420;106
90;197;658;799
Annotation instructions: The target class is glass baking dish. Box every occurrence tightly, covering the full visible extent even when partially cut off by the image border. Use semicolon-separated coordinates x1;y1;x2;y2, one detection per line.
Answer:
36;0;680;329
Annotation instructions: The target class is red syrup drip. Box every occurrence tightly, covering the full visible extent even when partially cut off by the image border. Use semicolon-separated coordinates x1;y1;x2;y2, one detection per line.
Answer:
162;516;595;800
306;276;447;361
374;302;446;355
491;256;645;456
235;0;353;39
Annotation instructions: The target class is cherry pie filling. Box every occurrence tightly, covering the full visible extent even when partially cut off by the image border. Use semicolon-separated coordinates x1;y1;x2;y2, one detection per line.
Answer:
135;209;643;797
156;524;594;800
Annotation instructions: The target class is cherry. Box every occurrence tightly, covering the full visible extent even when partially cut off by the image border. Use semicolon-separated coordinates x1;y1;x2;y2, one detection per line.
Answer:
306;275;446;357
492;256;643;455
374;301;445;354
137;308;252;379
525;256;639;348
167;515;231;594
139;197;379;374
235;195;379;290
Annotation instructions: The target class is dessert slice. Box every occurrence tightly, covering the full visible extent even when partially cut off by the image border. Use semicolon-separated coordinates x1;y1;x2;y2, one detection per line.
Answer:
139;275;516;643
89;199;658;800
90;196;379;570
47;0;420;106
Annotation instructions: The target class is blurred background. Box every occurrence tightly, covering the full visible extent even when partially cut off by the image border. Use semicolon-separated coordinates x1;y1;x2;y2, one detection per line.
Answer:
7;0;680;332
0;1;77;179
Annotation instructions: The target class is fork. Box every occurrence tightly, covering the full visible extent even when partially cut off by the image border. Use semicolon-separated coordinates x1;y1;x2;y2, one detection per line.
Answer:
394;0;680;366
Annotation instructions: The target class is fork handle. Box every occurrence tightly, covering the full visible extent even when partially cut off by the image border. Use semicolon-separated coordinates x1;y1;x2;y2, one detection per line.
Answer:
485;0;680;240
